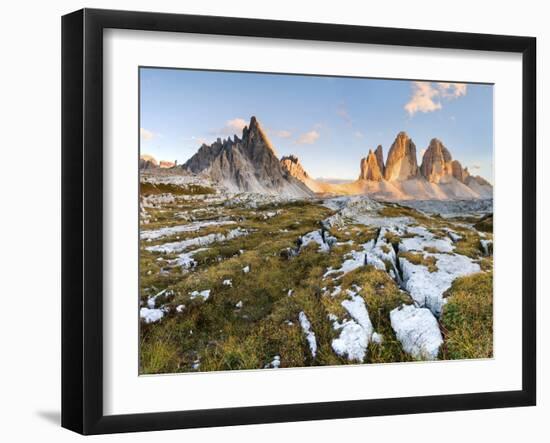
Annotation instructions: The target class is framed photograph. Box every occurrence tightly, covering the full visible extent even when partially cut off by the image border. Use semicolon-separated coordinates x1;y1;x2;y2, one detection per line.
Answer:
62;8;536;435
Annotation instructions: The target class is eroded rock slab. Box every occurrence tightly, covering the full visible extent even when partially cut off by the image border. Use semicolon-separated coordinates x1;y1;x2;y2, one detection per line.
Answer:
331;290;375;362
400;253;480;316
390;304;443;360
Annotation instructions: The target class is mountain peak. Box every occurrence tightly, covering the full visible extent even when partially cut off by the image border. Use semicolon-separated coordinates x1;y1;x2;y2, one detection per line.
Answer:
140;154;159;170
242;116;276;155
374;145;385;175
281;154;310;181
243;115;260;135
281;154;300;164
420;138;454;183
181;120;491;200
384;132;418;181
183;117;312;197
359;149;383;181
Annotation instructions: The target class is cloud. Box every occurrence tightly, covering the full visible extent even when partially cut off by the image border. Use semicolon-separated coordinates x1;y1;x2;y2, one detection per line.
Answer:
404;81;467;116
353;131;364;138
273;129;292;138
470;163;481;170
211;118;248;136
296;130;320;145
337;104;353;126
140;128;155;141
437;82;467;98
221;118;247;135
404;82;442;116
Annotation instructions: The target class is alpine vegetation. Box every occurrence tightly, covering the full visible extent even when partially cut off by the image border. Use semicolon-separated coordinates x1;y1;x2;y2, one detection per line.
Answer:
139;70;493;374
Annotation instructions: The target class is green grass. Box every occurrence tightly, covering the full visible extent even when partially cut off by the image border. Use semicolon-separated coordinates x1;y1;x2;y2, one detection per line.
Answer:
139;192;494;373
383;230;416;249
141;181;216;196
379;204;433;225
477;256;493;272
139;200;349;373
398;251;438;272
474;214;493;232
439;271;493;360
140;321;182;374
452;229;484;259
423;246;440;254
139;197;415;373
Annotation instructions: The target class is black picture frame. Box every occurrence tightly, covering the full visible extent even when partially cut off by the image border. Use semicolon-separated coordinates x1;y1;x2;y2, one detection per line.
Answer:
62;8;537;435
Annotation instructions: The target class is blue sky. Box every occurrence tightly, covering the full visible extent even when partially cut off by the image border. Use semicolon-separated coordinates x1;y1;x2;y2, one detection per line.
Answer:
140;68;493;182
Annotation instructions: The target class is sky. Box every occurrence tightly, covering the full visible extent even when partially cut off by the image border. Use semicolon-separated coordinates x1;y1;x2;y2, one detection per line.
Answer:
140;68;493;182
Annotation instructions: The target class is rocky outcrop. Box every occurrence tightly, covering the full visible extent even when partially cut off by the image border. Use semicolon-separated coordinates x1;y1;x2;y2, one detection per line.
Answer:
464;174;492;197
184;117;313;197
280;155;310;181
384;132;419;181
451;160;466;182
466;175;491;187
184;137;234;173
182;119;492;200
359;150;383;181
374;145;385;175
419;138;454;183
140;154;158;170
418;139;492;196
349;132;492;199
159;160;176;169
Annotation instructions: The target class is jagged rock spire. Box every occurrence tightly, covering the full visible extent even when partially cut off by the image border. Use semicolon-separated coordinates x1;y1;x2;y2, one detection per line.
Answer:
359;149;383;181
281;155;310;180
451;159;466;182
242;115;276;156
384;132;419;181
420;138;454;183
139;154;159;170
374;145;385;175
183;116;312;197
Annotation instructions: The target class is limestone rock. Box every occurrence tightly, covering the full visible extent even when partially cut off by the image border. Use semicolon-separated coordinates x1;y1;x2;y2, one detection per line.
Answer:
183;116;313;197
464;174;493;197
374;145;385;175
280;155;309;181
182;123;493;200
384;132;419;181
466;175;491;187
159;160;176;169
140;154;158;170
390;304;443;360
451;159;466;183
420;138;454;183
358;149;383;181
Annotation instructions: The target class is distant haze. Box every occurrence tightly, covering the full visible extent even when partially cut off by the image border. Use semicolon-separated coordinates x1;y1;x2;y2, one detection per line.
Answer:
315;177;355;184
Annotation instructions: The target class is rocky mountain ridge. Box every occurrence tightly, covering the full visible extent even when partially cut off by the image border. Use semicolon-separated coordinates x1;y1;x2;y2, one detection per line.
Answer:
352;133;489;190
284;130;491;200
168;116;492;200
139;154;177;170
384;132;419;181
280;155;310;182
359;149;383;181
183;117;313;197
